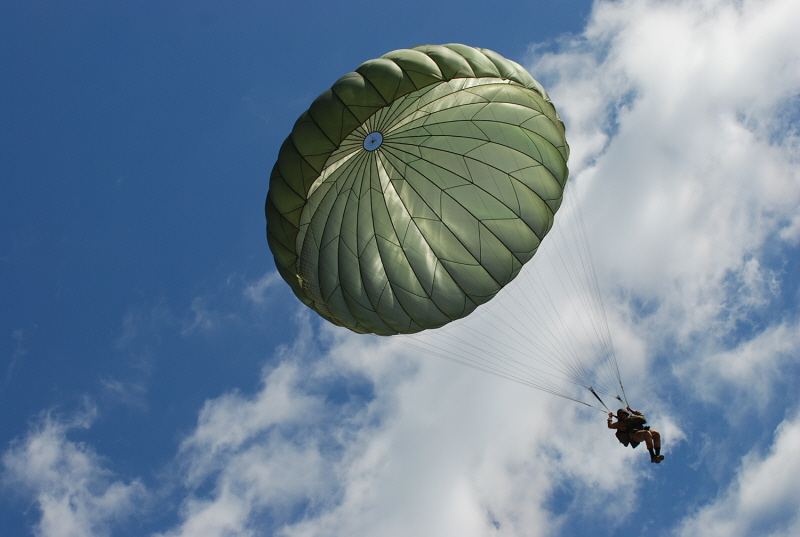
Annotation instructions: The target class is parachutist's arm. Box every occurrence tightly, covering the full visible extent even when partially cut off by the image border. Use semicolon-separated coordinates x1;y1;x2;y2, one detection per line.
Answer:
607;417;622;429
627;407;643;416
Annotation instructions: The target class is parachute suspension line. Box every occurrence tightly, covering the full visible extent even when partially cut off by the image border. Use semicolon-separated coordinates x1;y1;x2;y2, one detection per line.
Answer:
546;218;616;394
404;296;604;399
556;181;626;399
521;268;601;389
507;274;596;391
567;186;625;398
390;177;629;411
455;312;588;387
471;275;602;396
618;382;630;408
500;218;606;392
514;239;608;396
487;298;592;386
528;178;625;404
407;313;597;395
588;387;612;414
397;338;611;414
397;338;607;410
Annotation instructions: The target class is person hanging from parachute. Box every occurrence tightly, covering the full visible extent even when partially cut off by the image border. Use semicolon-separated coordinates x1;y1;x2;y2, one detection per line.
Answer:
266;44;650;457
608;407;664;463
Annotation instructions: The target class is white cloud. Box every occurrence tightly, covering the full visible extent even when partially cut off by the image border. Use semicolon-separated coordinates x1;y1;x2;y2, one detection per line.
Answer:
674;319;800;412
181;296;219;336
676;409;800;537
1;407;147;537
157;323;346;537
100;377;148;411
177;361;325;487
530;0;800;395
243;271;283;305
156;317;649;537
178;271;284;337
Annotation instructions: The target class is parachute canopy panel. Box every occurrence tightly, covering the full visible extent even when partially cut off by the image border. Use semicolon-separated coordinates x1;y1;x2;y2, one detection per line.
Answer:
266;44;570;336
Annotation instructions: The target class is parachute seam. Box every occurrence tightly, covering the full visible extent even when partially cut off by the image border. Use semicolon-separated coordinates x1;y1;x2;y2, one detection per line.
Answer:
369;146;477;315
374;87;564;290
386;139;553;254
348;149;392;334
377;152;458;324
331;148;374;332
316;147;368;306
361;153;440;331
358;158;393;324
379;144;497;294
388;92;563;226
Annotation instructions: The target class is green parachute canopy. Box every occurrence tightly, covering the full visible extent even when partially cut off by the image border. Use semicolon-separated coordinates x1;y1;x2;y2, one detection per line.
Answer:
266;44;570;336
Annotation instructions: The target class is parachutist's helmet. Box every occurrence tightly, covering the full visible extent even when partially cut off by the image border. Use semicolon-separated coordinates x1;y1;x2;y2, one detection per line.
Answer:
617;408;629;418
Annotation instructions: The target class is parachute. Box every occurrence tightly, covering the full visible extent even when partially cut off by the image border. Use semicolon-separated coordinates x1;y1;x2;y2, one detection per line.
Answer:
266;44;627;410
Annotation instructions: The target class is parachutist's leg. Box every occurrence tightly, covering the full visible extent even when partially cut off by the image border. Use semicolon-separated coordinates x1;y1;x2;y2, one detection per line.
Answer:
633;430;658;460
636;429;664;463
641;431;654;451
651;430;662;456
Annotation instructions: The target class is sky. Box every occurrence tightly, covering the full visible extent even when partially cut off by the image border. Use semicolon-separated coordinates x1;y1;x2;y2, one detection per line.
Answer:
2;0;800;536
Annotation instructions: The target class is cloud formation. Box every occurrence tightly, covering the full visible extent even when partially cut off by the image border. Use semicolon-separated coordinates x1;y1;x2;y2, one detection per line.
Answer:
531;0;800;400
2;407;146;537
155;323;637;537
676;410;800;537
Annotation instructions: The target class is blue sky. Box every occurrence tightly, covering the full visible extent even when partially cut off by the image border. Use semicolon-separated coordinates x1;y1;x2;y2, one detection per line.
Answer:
3;1;800;536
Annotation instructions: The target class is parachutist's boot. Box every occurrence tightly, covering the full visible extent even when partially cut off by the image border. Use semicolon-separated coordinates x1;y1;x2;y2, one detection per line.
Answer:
648;446;662;463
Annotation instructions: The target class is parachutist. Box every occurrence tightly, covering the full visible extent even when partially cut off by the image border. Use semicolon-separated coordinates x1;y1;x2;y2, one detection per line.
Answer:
607;407;664;463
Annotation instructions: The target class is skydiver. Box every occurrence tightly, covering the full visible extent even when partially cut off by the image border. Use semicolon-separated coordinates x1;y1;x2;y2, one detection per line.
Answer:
607;406;664;463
